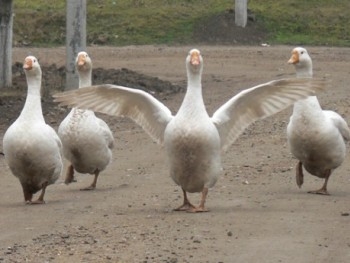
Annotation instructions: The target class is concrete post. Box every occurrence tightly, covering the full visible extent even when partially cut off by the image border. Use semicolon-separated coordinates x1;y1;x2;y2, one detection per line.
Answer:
66;0;86;90
235;0;247;28
0;0;13;89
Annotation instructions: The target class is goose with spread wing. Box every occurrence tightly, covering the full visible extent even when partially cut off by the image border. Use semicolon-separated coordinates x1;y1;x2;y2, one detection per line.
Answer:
55;49;324;212
287;47;350;195
58;51;114;190
3;56;63;204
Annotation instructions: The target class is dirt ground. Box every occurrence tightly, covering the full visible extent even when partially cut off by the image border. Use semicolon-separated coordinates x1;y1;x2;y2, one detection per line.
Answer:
0;45;350;263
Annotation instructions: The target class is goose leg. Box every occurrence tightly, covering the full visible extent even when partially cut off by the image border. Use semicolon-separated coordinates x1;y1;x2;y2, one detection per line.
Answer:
64;164;76;185
187;187;209;213
296;161;304;188
174;188;196;211
30;182;48;204
308;170;331;195
80;170;99;191
22;184;33;204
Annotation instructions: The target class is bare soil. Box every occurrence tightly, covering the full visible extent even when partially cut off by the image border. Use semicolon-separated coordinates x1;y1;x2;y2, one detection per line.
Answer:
0;45;350;263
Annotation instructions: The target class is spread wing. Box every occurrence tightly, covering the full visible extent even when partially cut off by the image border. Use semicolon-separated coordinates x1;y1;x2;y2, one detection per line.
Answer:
54;84;173;144
211;78;325;151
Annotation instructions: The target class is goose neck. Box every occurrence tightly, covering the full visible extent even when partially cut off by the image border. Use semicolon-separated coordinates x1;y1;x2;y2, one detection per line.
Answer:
78;70;92;88
20;91;44;122
18;72;44;121
26;73;42;96
295;61;313;78
178;75;206;115
292;96;322;117
296;70;312;78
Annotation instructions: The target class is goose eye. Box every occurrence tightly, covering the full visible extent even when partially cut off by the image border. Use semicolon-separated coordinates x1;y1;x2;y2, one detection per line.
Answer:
301;51;304;54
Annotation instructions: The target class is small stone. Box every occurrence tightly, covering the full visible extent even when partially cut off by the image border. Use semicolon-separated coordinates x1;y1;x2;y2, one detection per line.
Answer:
227;231;233;236
193;239;201;243
341;212;349;216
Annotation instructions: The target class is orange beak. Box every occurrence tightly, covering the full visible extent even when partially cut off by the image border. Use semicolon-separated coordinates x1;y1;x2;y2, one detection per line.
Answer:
23;58;33;70
77;54;86;67
190;51;200;66
288;50;299;64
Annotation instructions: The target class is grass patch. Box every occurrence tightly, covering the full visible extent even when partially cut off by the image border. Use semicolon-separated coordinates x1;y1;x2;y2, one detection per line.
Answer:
13;0;350;47
250;0;350;46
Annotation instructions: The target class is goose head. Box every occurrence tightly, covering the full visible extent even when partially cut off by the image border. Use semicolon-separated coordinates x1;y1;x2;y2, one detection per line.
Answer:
76;51;92;73
23;56;41;78
288;47;313;77
186;49;203;75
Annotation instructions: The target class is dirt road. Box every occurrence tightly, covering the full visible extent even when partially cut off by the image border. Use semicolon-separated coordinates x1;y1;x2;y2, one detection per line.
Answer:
1;45;349;262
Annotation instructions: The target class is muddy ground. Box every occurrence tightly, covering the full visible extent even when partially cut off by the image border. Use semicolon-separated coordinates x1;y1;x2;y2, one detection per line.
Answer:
0;45;350;263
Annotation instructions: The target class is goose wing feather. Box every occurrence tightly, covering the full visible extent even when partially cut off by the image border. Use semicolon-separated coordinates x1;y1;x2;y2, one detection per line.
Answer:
54;84;173;144
211;78;325;151
323;110;350;141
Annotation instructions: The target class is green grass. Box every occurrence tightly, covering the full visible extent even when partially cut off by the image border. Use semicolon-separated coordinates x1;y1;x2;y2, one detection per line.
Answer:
13;0;350;47
250;0;350;46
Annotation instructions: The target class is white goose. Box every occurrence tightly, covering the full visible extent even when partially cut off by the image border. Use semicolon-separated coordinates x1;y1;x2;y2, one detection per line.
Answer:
3;56;63;204
58;52;114;190
55;48;324;212
287;47;350;195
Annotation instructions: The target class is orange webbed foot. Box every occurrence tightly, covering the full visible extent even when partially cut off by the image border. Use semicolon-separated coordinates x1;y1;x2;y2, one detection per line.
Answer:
186;206;209;213
307;189;330;195
174;202;196;212
80;185;96;191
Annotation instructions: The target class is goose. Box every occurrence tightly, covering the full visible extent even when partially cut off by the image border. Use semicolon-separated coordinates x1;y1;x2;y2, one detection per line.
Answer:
287;47;350;195
54;48;324;212
3;56;63;204
58;51;114;190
